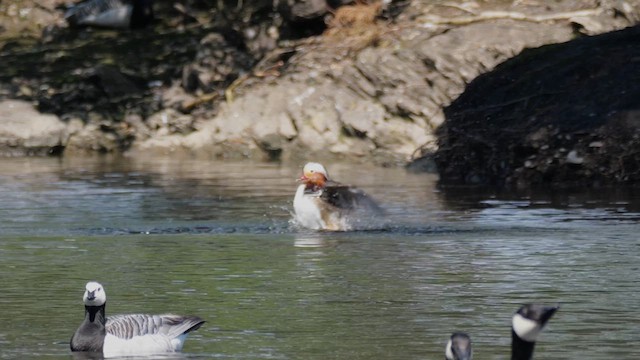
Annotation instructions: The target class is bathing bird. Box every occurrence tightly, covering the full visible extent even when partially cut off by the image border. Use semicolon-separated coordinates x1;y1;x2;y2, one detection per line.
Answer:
445;332;472;360
70;281;204;357
293;162;383;231
64;0;154;29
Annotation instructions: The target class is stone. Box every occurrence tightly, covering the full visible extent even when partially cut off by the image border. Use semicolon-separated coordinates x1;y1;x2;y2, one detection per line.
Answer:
146;109;195;135
289;0;328;21
0;100;66;155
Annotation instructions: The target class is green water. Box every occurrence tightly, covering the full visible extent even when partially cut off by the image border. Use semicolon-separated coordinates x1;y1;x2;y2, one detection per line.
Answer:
0;157;638;359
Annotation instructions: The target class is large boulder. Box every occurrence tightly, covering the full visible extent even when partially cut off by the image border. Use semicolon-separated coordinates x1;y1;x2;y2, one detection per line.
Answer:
0;100;66;155
431;25;640;188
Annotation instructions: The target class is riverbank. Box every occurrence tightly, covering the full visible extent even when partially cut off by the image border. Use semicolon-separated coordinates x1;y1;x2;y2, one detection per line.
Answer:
1;0;638;184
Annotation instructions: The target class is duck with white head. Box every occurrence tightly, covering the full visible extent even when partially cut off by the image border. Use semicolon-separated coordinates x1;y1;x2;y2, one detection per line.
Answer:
293;162;383;231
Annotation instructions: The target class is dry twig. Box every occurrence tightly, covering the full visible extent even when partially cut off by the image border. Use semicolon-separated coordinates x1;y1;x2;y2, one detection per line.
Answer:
419;8;603;25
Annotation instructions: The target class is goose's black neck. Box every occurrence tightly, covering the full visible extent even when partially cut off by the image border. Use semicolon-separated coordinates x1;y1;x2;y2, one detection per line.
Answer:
70;304;107;352
86;304;106;324
511;330;536;360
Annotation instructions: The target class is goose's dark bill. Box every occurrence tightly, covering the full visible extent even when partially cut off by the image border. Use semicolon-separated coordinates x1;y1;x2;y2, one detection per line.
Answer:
445;332;472;360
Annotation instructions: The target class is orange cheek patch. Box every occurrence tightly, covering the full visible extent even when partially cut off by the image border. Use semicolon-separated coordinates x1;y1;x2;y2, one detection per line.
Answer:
304;173;327;191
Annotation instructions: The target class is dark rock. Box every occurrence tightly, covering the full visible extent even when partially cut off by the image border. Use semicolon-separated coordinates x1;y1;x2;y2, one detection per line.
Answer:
180;32;255;94
87;64;145;100
432;25;640;188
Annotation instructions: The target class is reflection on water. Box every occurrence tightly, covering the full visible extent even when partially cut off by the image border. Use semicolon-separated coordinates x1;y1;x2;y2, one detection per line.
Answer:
0;156;639;359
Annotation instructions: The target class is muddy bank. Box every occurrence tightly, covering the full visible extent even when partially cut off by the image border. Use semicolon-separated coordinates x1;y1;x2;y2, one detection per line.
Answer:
0;0;639;176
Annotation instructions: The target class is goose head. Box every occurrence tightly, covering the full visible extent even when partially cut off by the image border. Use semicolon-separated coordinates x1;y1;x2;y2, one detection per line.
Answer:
83;281;106;307
299;162;329;191
445;332;472;360
512;304;559;343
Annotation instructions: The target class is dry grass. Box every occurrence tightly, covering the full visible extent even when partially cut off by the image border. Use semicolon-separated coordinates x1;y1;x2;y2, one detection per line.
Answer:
327;1;384;30
323;1;388;50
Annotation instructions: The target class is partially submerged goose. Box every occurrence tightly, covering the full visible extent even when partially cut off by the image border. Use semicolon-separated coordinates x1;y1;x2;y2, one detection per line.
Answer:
70;281;204;357
511;304;559;360
445;332;472;360
293;162;383;231
65;0;154;29
445;304;557;360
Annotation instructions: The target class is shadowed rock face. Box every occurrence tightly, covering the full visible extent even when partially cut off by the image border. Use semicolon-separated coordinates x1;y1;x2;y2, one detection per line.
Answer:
433;25;640;189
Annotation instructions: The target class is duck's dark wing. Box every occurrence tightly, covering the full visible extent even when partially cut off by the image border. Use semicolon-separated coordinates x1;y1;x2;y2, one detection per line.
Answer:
321;184;382;213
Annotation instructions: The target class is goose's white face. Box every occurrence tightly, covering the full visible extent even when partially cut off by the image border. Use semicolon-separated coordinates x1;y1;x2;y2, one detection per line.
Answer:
512;304;558;343
83;281;106;307
445;339;454;360
512;313;543;342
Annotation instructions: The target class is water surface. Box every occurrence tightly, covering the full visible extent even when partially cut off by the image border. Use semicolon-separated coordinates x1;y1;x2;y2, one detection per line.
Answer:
0;156;638;359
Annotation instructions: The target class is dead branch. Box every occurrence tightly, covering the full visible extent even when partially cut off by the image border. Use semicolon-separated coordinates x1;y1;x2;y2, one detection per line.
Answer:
420;8;603;25
181;92;219;112
224;62;284;104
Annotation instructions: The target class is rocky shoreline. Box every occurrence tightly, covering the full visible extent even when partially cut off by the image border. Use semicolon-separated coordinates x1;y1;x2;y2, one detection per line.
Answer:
0;0;638;185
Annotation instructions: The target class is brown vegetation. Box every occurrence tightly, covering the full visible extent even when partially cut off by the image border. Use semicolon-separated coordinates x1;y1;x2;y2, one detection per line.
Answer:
322;0;388;51
327;1;383;30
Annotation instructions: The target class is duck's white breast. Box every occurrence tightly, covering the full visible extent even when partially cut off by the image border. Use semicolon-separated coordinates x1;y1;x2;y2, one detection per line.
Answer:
293;184;326;230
